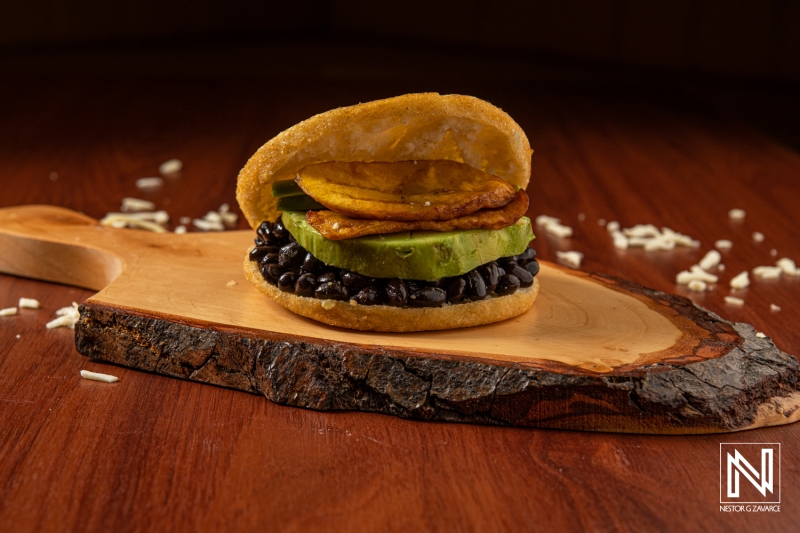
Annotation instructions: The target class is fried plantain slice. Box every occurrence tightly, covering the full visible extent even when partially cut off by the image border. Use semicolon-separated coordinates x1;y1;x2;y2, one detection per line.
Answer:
295;160;517;221
306;189;529;240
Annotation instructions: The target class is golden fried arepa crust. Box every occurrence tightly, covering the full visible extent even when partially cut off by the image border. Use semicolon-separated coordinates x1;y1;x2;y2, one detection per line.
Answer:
236;93;533;228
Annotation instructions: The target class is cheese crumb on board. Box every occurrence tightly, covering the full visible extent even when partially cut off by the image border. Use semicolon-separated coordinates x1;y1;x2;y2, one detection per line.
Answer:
770;304;781;312
193;218;224;231
80;370;119;383
121;197;156;212
135;177;164;189
597;218;607;226
718;264;726;271
687;279;707;292
226;280;237;287
555;251;583;268
730;271;750;289
179;216;192;225
606;221;620;232
100;215;167;233
0;307;17;316
756;332;767;338
159;158;183;176
578;213;586;221
724;296;745;305
752;266;782;279
728;208;746;220
174;225;187;234
18;297;41;309
752;231;765;243
698;250;721;270
715;239;733;251
770;248;778;257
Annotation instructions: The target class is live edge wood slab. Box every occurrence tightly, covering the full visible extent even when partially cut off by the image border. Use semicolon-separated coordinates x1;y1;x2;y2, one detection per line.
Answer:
1;205;798;434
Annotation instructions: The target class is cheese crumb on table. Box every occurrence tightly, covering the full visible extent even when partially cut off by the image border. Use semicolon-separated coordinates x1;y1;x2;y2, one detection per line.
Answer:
770;248;778;257
80;370;119;383
728;208;746;220
687;279;707;292
174;225;187;234
752;266;782;279
597;218;607;226
724;296;745;305
770;304;781;312
555;251;583;268
698;250;721;270
135;177;164;189
46;302;80;329
776;257;799;275
715;239;733;251
730;271;750;289
159;158;183;176
536;215;573;238
18;297;41;309
752;231;765;242
0;307;17;316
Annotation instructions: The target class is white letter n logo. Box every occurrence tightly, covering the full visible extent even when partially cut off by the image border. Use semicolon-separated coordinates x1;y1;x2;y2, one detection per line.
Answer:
727;448;773;497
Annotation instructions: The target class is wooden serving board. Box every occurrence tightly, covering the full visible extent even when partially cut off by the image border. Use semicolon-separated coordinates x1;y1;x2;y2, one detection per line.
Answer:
2;205;799;433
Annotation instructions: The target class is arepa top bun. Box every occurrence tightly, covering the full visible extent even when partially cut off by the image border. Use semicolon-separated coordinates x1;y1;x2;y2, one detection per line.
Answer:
236;93;532;228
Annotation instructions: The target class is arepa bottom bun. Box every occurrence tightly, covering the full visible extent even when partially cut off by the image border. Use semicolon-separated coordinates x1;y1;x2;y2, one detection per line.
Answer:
243;255;539;332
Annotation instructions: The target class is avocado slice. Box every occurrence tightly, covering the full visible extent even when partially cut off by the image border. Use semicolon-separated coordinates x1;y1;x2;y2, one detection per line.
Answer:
276;195;326;211
271;179;305;198
282;211;534;280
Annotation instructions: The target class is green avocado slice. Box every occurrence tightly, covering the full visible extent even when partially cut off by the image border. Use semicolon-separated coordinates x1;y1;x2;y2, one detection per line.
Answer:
282;211;535;281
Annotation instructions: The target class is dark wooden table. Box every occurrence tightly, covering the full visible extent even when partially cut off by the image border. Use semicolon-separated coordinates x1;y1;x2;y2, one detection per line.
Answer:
1;71;798;532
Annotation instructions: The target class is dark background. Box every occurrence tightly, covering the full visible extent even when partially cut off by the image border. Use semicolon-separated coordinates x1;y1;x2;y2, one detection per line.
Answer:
1;0;799;150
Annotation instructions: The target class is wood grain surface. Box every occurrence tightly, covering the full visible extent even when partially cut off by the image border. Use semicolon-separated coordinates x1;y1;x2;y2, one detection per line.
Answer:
1;72;799;532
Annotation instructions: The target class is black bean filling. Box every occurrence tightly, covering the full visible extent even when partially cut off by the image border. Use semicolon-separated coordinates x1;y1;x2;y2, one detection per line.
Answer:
250;220;539;308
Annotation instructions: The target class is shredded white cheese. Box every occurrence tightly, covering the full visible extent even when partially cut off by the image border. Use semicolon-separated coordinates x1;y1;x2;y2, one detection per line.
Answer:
715;239;732;251
80;370;119;383
0;307;17;317
753;266;782;279
777;258;799;276
535;215;574;238
135;177;164;189
218;204;238;225
676;266;718;284
606;221;620;232
770;304;781;312
174;225;187;234
100;214;167;233
555;251;583;268
192;218;224;231
18;297;41;309
752;231;765;243
728;208;746;220
159;158;183;176
698;250;721;271
718;264;726;271
612;230;629;249
121;197;156;212
46;302;80;329
730;271;750;289
687;279;707;292
724;296;745;305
